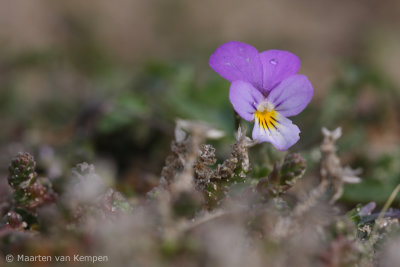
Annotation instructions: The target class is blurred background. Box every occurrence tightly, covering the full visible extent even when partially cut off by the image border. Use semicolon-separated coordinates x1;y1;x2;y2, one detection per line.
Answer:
1;0;400;205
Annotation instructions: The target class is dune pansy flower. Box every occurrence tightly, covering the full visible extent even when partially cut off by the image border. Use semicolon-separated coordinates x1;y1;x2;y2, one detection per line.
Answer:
209;41;313;151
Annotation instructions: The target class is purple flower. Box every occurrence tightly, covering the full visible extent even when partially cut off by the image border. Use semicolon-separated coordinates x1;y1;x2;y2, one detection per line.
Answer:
209;41;313;151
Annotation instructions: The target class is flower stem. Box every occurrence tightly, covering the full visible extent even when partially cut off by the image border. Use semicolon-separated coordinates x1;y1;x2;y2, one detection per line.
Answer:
234;110;241;130
372;183;400;235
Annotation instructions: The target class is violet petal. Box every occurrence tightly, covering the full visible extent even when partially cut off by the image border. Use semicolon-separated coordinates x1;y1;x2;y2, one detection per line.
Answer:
209;41;263;88
252;113;300;151
229;80;264;121
267;74;313;117
260;50;300;93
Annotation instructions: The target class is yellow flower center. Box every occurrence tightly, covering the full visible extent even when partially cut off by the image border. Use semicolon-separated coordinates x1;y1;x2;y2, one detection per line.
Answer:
254;109;278;131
